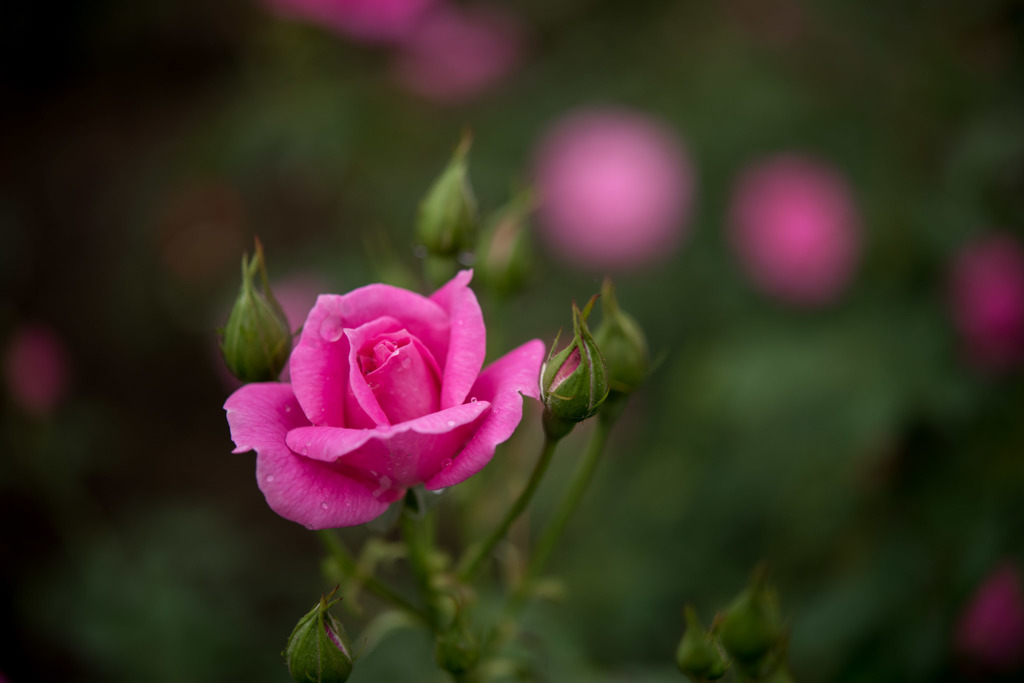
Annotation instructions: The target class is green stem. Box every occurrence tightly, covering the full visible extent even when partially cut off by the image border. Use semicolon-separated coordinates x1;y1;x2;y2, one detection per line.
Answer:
317;529;429;624
457;435;562;582
520;410;617;601
401;509;447;632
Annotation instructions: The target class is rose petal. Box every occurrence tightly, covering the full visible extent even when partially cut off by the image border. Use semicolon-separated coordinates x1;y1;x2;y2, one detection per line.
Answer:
286;400;491;490
290;286;451;426
343;317;405;427
289;295;352;426
225;382;394;528
364;334;442;423
430;270;486;409
425;339;544;489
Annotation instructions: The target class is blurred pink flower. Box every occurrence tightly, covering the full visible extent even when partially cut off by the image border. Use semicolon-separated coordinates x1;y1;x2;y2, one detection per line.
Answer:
264;0;436;44
4;324;71;417
956;563;1024;673
729;154;860;306
393;4;525;103
949;233;1024;370
532;108;695;270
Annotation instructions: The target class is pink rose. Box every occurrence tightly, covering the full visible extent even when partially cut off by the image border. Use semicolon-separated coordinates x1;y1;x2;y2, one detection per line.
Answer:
264;0;436;44
532;108;695;271
225;270;544;528
4;323;71;417
392;4;525;104
949;233;1024;370
729;154;861;306
956;563;1024;672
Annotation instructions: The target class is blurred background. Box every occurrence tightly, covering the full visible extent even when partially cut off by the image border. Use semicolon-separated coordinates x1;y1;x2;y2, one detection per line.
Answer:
2;0;1024;681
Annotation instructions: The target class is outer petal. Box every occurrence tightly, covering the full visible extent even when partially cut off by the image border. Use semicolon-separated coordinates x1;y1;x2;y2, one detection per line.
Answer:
289;295;352;427
430;270;486;409
225;382;392;528
286;400;491;491
425;339;544;489
290;286;451;426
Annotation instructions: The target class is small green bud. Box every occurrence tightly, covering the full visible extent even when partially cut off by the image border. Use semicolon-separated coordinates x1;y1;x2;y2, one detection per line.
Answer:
477;190;534;297
434;628;479;677
416;134;478;258
719;566;783;675
285;591;354;683
541;296;609;434
219;239;292;383
676;605;729;682
594;278;650;395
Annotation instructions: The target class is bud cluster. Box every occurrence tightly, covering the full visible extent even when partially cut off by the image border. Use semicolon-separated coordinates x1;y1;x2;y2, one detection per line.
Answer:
676;566;793;683
540;280;652;437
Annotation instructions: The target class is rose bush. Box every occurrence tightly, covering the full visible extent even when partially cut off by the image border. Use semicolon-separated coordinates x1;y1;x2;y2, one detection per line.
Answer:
225;270;544;528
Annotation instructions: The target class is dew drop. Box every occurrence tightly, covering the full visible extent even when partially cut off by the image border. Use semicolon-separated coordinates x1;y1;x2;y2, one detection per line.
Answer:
446;420;455;428
469;397;478;403
284;405;292;413
441;458;454;470
320;501;329;510
265;475;275;483
319;316;345;343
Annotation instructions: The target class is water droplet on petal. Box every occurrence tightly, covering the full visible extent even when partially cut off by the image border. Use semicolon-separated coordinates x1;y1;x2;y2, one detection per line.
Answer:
284;405;291;413
320;501;329;510
319;316;345;343
469;397;478;403
446;420;455;427
442;458;454;470
265;475;275;483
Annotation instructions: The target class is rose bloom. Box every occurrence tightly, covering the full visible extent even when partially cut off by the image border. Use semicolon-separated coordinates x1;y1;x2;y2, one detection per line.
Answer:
4;323;71;417
949;233;1024;370
263;0;436;44
956;563;1024;673
729;154;861;306
532;108;695;270
225;271;544;528
392;3;525;104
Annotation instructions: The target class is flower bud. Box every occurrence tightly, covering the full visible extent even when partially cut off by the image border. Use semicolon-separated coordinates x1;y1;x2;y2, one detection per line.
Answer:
434;627;479;677
477;190;534;297
719;567;783;675
675;605;728;682
594;278;649;395
285;591;354;683
541;295;609;432
219;240;293;383
416;134;478;257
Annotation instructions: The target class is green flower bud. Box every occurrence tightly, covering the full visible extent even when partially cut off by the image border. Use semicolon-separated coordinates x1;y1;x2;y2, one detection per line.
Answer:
541;296;609;434
594;278;650;395
676;606;729;682
416;134;478;258
434;627;479;677
719;567;783;675
285;591;354;683
219;239;292;383
477;190;534;297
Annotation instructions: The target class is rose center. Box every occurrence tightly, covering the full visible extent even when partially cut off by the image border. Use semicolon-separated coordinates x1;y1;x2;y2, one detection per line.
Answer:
357;332;441;424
